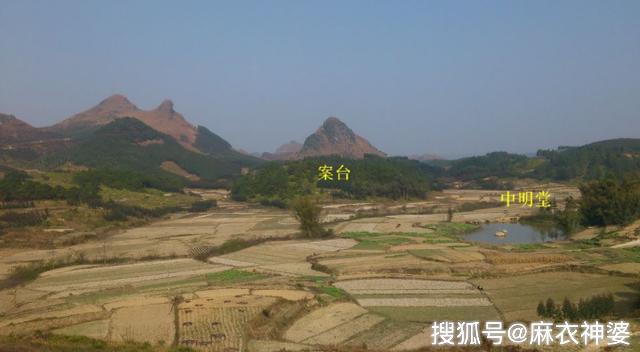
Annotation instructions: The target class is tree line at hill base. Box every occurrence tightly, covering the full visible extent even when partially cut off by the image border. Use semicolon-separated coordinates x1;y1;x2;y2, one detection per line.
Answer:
522;174;640;236
231;155;437;205
0;170;217;231
439;138;640;182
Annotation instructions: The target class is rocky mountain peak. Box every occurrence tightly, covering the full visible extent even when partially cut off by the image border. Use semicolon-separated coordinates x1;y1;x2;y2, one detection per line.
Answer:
156;99;174;113
96;94;138;112
297;116;385;159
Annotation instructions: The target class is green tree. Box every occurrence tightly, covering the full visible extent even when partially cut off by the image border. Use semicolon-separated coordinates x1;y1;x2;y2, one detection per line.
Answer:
446;207;454;222
579;176;640;226
291;196;327;238
545;298;557;317
556;196;582;234
537;301;546;317
561;297;577;321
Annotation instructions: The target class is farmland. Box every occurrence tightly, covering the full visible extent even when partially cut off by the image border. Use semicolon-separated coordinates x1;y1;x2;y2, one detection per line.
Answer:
0;186;638;351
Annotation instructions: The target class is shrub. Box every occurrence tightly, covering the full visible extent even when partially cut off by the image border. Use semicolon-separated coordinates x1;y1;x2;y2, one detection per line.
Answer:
0;209;48;227
188;199;217;212
291;196;328;238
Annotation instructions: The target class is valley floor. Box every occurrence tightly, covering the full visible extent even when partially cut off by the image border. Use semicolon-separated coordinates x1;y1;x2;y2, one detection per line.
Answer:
0;185;638;352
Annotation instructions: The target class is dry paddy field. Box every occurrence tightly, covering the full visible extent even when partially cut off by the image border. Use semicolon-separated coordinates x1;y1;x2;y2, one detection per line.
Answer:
177;288;313;351
277;278;501;350
29;258;231;296
209;239;357;277
473;271;640;321
0;206;301;278
283;302;384;345
334;278;499;322
0;259;232;336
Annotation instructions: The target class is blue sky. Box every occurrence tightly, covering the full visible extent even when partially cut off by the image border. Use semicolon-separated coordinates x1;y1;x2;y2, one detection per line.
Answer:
1;0;639;157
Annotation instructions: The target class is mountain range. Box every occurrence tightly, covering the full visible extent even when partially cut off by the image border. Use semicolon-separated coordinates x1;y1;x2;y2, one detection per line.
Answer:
0;95;389;184
2;95;388;161
4;94;637;186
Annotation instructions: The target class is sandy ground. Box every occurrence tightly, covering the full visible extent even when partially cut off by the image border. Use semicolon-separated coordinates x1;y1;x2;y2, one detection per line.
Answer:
109;303;175;344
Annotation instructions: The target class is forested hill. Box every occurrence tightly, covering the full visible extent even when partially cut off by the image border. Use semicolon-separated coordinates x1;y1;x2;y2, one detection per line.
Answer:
232;155;439;204
439;138;640;181
533;138;640;180
41;118;262;189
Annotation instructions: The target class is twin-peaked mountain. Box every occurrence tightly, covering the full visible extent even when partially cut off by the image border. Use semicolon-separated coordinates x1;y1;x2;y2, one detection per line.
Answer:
0;95;258;182
48;94;230;154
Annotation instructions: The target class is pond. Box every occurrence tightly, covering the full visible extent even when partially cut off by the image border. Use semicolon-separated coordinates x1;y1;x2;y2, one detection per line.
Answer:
463;223;567;245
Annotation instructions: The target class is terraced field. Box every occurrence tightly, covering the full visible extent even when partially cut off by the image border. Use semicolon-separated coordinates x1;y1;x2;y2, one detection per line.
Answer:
179;293;278;351
334;278;499;322
2;188;640;351
30;259;231;296
209;239;356;277
284;302;383;345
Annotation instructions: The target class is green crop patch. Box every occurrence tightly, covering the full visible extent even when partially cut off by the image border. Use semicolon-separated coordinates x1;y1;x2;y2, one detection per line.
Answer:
205;269;268;285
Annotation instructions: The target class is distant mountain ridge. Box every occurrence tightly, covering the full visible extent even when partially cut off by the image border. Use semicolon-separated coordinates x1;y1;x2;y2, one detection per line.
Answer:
0;95;260;180
0;113;58;144
262;140;302;160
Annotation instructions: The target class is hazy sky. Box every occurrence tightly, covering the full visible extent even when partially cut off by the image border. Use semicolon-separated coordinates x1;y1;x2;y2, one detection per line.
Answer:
1;1;639;158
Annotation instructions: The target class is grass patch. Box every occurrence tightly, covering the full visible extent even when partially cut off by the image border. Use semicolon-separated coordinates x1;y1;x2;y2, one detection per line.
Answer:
341;225;478;250
353;237;413;250
340;231;388;239
623;247;640;263
408;249;441;259
513;243;550;251
0;333;194;352
297;275;349;301
0;254;128;289
456;201;503;212
100;186;198;209
426;222;479;237
317;284;348;299
341;231;415;250
191;238;264;261
205;269;268;285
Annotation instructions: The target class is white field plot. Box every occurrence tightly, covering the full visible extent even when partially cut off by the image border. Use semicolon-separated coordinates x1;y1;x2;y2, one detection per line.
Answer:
334;278;489;307
284;302;384;346
208;239;356;277
28;259;230;295
333;278;499;323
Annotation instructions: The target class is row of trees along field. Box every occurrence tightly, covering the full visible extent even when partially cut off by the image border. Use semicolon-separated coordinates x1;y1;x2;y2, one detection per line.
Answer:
537;295;615;321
